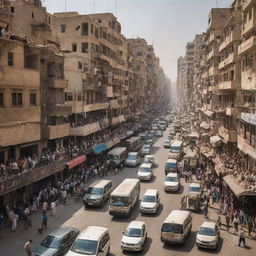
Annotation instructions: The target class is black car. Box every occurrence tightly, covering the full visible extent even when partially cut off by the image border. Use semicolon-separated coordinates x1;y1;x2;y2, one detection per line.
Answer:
34;227;80;256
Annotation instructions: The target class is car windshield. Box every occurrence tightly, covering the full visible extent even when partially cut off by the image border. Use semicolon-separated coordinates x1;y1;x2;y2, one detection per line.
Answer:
127;154;136;160
40;235;62;249
87;187;103;195
71;239;97;255
164;140;170;143
124;228;142;237
162;223;183;234
166;163;176;168
166;176;177;182
139;167;151;172
143;145;150;150
171;146;181;152
198;227;216;236
110;196;129;207
189;186;201;192
142;195;156;202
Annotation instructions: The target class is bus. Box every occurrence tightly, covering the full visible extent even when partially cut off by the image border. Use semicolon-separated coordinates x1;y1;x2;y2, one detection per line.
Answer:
109;178;140;217
124;136;142;152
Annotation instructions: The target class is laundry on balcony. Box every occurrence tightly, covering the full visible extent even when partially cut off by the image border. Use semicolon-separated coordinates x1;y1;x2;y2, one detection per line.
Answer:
241;113;256;126
210;135;222;144
92;143;107;155
65;155;86;169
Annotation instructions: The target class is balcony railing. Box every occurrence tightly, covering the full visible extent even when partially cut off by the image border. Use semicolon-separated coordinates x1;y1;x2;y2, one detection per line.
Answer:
42;123;70;140
241;69;256;90
218;126;237;143
238;135;256;159
218;80;238;90
238;36;256;55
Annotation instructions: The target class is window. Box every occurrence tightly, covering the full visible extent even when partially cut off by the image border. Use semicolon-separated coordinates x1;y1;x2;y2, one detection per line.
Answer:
12;91;22;106
10;6;14;13
30;93;37;106
81;42;88;53
65;92;73;101
81;23;88;36
78;61;82;69
72;43;77;52
8;52;13;66
0;92;3;107
91;24;94;34
32;12;34;18
60;24;66;33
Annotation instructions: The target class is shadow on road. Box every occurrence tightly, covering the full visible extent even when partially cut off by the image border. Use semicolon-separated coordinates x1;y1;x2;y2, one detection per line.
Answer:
163;230;196;252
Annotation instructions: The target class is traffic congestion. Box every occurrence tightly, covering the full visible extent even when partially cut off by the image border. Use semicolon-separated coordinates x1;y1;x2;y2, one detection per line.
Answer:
25;106;245;256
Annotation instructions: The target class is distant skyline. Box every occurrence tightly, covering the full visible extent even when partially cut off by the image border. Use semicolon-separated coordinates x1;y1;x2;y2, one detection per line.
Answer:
45;0;232;81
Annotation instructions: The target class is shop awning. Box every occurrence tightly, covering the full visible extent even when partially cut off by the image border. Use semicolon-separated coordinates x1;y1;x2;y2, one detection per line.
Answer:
92;143;107;154
241;113;256;126
200;121;210;129
66;155;86;169
210;135;222;144
105;140;115;149
223;175;256;198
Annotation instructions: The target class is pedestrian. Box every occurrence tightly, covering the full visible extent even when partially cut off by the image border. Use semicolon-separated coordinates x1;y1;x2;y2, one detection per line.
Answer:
41;212;48;230
203;203;208;219
217;213;222;229
225;214;230;231
24;240;32;256
233;215;240;234
247;217;253;237
11;213;18;232
50;201;56;216
238;228;246;247
42;201;48;213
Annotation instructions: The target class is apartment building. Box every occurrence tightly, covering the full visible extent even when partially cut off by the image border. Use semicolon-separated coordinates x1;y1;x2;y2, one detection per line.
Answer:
177;56;186;103
238;0;256;168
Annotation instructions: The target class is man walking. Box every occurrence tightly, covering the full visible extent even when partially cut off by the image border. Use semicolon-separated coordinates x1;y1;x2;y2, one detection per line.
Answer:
225;214;230;231
24;240;32;256
41;212;48;230
238;228;245;247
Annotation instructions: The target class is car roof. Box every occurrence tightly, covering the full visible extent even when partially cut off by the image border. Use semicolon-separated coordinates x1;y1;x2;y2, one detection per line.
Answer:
128;221;145;229
166;172;178;177
140;163;152;168
89;180;112;189
145;155;154;158
79;226;108;241
189;183;200;188
163;210;191;225
144;189;158;196
128;152;138;155
49;227;79;237
166;159;177;164
108;147;127;155
200;222;216;229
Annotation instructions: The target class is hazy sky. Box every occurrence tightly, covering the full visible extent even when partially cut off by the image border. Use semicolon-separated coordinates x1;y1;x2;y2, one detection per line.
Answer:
44;0;232;81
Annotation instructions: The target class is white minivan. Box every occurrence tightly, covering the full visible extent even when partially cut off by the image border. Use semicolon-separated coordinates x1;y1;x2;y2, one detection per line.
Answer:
140;189;160;214
66;226;110;256
161;210;192;245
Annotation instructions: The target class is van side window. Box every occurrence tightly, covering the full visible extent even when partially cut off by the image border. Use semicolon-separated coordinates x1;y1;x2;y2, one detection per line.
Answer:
100;233;110;250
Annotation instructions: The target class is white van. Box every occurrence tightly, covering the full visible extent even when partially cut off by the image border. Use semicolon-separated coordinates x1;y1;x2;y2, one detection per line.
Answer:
140;189;160;214
161;210;192;245
66;226;110;256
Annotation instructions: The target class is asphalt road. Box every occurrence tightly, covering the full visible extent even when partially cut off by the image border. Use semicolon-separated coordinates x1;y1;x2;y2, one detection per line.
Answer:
1;130;255;256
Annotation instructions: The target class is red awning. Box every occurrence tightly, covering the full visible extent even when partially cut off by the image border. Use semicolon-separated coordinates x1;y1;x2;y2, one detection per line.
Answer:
66;155;86;169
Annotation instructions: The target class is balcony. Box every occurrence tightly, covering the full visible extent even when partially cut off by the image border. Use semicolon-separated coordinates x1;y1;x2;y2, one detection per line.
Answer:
218;80;238;90
219;53;235;69
241;69;256;90
83;102;109;112
219;31;240;52
0;121;40;147
218;126;237;143
242;0;254;11
48;104;72;117
110;99;120;109
208;66;219;76
49;78;67;89
70;122;101;136
0;66;39;88
113;92;121;97
238;36;256;55
0;158;65;196
42;123;70;140
207;48;218;60
238;135;256;159
242;17;255;36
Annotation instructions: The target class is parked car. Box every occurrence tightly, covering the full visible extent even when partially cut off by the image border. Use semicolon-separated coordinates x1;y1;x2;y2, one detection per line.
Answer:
137;163;153;181
140;189;160;214
196;222;220;250
141;144;152;156
164;173;180;192
66;226;110;256
121;221;147;252
34;227;79;256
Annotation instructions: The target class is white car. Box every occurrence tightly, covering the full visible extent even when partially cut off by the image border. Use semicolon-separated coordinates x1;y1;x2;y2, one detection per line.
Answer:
143;155;155;167
140;189;160;214
164;173;180;192
137;163;153;181
121;221;147;252
141;144;151;156
163;139;171;148
196;222;220;249
188;183;201;196
66;226;110;256
156;130;163;136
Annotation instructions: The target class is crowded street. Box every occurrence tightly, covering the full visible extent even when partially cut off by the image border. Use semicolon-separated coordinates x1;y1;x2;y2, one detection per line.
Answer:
0;127;255;256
